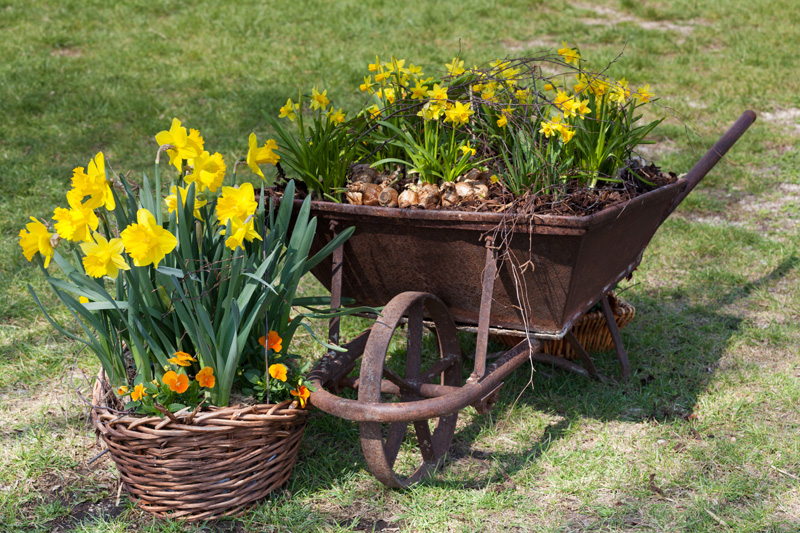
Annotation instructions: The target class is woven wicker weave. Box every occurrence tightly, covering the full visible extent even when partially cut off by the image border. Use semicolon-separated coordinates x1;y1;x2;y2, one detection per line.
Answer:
495;300;635;360
91;374;308;521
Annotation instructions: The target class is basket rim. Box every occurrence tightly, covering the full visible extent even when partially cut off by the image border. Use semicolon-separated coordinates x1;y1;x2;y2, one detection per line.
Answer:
91;372;309;431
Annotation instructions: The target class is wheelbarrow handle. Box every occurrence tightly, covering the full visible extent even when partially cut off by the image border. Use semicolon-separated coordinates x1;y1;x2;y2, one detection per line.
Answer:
666;110;757;217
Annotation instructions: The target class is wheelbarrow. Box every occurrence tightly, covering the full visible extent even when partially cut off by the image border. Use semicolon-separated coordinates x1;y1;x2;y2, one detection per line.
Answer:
303;111;756;487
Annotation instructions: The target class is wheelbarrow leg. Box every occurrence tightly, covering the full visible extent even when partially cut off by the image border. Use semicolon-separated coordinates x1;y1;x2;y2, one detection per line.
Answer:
564;330;601;380
601;295;631;381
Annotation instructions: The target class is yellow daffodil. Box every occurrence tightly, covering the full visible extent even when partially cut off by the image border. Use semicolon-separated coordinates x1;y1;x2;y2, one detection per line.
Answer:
120;208;177;268
327;107;346;124
359;76;375;93
407;63;423;76
558;124;576;143
610;78;630;104
374;71;390;83
427;83;448;103
366;104;381;120
19;217;55;267
80;232;130;279
165;185;207;221
162;370;189;393
53;195;99;243
131;383;147;401
79;296;90;304
445;57;465;76
515;88;530;104
222;216;262;251
444;101;474;125
560;98;581;119
410;80;429;100
268;363;288;382
155;118;204;171
258;330;283;353
68;152;114;211
576;99;591;119
417;101;445;121
168;351;197;367
383;87;396;104
557;41;581;65
246;134;281;179
291;385;310;408
539;117;562;138
497;115;508;128
634;84;654;103
279;98;300;121
196;367;215;388
216;183;257;225
368;55;382;73
185;151;226;192
460;142;476;157
310;86;330;111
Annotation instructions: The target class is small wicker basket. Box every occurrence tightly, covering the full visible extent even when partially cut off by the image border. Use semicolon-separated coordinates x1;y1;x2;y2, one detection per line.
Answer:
91;373;308;521
495;300;636;360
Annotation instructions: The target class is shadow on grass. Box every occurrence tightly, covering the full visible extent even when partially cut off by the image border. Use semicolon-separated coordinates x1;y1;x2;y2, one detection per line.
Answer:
293;253;798;494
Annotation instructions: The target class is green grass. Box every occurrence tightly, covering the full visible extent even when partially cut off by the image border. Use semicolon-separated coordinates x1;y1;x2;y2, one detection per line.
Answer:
2;0;800;531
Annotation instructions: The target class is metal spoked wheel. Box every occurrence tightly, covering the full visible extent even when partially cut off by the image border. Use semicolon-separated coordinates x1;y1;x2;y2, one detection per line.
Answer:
358;292;463;488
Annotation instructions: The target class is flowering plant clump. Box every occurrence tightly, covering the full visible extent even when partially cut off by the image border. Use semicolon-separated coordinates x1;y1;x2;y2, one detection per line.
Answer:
21;120;360;414
264;41;664;209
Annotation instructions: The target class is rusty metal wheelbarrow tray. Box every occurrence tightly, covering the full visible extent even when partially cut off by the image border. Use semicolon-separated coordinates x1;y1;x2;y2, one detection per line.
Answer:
303;111;757;340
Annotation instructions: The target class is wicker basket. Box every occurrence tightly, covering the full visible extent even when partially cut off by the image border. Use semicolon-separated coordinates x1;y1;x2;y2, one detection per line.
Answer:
91;373;309;521
495;300;635;360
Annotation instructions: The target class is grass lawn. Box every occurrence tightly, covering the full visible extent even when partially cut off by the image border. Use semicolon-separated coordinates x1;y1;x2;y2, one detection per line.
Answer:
1;0;799;531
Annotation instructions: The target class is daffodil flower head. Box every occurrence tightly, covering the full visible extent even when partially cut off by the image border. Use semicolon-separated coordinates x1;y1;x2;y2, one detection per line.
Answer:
310;86;330;111
460;142;476;158
216;182;258;225
165;185;207;221
19;217;55;267
155;118;204;171
222;216;262;251
120;208;177;268
69;152;114;211
427;83;449;103
246;134;281;179
557;41;581;65
366;104;382;120
444;101;474;125
327;107;346;124
52;194;99;243
634;83;654;103
279;98;300;120
80;231;130;278
185;151;226;192
446;57;465;76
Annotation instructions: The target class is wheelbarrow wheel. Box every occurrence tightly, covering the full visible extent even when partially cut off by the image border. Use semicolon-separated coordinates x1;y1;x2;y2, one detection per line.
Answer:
358;291;463;488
